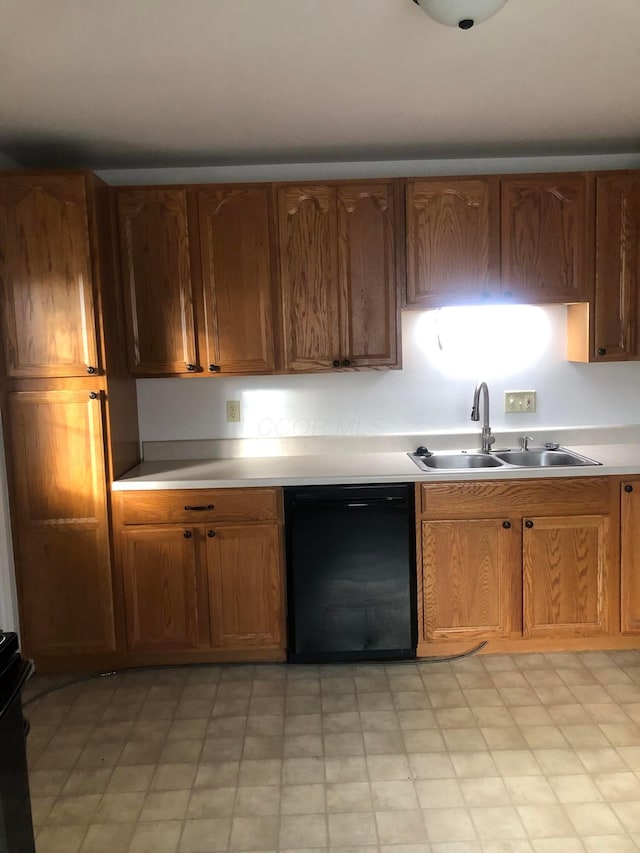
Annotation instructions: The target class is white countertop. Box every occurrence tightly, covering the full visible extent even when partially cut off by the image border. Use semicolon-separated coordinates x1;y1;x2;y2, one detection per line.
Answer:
112;442;640;490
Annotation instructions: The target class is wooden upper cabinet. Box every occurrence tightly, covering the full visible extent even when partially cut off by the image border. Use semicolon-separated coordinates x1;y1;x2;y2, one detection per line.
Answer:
0;174;100;378
337;183;400;368
8;389;116;657
406;178;500;307
196;186;275;374
621;480;640;634
522;514;609;638
116;188;198;375
278;185;341;371
592;173;640;361
501;174;592;302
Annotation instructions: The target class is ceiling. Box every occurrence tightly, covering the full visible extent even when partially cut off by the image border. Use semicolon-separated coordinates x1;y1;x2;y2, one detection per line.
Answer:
1;0;639;169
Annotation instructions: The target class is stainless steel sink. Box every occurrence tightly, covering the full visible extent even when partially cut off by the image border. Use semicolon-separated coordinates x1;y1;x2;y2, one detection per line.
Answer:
409;451;504;471
408;445;601;472
493;448;601;467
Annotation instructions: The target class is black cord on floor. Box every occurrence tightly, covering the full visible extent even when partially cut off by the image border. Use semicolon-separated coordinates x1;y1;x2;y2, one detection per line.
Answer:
23;641;489;708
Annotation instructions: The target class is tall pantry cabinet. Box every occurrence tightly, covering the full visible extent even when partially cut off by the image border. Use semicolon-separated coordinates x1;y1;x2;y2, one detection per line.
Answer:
0;172;139;666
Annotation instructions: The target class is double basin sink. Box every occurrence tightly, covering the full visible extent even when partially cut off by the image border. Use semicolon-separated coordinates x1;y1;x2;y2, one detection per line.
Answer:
408;445;602;472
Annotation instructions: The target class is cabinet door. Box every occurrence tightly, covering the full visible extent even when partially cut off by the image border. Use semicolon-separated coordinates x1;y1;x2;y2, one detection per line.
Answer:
121;527;201;651
207;524;283;649
501;175;591;302
277;185;341;371
421;518;520;640
523;515;609;638
116;188;198;375
406;179;500;307
621;481;640;634
592;173;640;361
337;183;400;367
0;175;99;377
8;390;115;656
197;186;275;374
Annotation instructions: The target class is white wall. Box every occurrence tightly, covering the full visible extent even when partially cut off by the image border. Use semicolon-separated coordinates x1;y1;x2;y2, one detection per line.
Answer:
137;306;640;443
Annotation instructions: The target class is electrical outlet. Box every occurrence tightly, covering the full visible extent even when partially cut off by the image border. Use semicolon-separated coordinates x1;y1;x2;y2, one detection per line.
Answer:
504;391;536;414
226;400;241;423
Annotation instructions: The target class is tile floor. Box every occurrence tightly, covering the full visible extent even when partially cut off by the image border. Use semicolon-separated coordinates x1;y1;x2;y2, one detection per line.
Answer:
23;650;640;853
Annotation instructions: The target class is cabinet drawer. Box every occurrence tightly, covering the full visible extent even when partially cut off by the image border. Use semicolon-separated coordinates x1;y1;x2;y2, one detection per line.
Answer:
420;477;613;519
118;488;281;525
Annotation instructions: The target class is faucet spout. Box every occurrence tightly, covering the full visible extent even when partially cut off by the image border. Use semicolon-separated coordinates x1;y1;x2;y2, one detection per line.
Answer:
471;382;495;453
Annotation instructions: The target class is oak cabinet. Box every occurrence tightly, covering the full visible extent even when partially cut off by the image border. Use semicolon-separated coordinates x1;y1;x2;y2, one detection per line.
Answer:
114;488;285;659
0;174;100;378
115;185;277;376
567;172;640;363
621;479;640;634
116;188;198;375
418;478;616;652
277;182;401;371
8;389;117;657
406;178;500;307
501;174;592;303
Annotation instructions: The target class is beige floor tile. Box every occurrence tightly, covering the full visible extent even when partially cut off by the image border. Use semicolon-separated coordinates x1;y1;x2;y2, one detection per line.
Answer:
194;760;240;788
186;786;236;818
482;728;529;751
547;774;603;804
372;779;419;810
600;724;640;747
234;785;280;816
228;815;280;850
62;768;113;796
450;752;499;778
322;711;362;733
206;716;247;738
377;808;429;843
79;822;136;853
459;778;510;807
93;791;145;823
593;771;640;801
492;750;541;776
282;756;325;784
242;735;285;759
35;744;82;771
128;820;182;853
503;776;557;806
398;709;438;730
472;707;514;729
31;796;55;827
281;782;326;814
106;764;155;793
510;707;554;727
393;691;432;710
150;763;197;792
520;727;569;750
367;753;411;780
564;802;626;835
284;714;321;735
611;802;640;833
363;731;405;753
119;741;165;766
360;710;400;732
583;836;640;853
283;734;324;757
427;689;467;709
409;753;456;779
404;729;447;753
616;747;640;770
531;749;584;775
576;747;630;773
30;769;72;798
424;807;476;843
35;823;88;853
237;758;282;786
45;793;101;826
324;755;369;782
326;781;372;812
517;805;576;838
470;806;527;840
547;705;592;726
443;729;488;752
160;738;204;764
324;732;365;755
530;840;585;853
415;778;465;809
178;818;231;852
328;810;378;845
322;694;358;714
280;813;327;848
140;789;190;822
585;703;632;724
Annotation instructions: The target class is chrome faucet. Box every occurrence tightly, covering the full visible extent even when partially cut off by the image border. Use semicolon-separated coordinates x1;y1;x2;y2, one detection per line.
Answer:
521;435;534;451
471;382;495;453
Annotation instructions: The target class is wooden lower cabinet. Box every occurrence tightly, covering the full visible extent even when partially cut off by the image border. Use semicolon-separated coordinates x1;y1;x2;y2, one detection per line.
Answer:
115;488;286;660
207;524;283;649
422;518;520;640
621;479;640;633
523;515;609;638
418;478;620;654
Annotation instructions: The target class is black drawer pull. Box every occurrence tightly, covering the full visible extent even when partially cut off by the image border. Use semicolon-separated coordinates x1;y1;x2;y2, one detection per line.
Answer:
86;365;97;374
207;530;216;538
502;521;511;529
184;504;215;511
525;520;534;529
597;348;607;356
89;391;99;400
332;359;341;368
625;484;634;493
183;531;192;539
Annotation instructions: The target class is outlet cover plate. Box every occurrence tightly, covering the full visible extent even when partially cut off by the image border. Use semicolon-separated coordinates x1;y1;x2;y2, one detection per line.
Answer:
226;400;241;422
504;391;536;413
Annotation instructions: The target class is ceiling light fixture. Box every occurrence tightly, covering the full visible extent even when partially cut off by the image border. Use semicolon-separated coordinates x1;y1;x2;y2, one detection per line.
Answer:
412;0;508;30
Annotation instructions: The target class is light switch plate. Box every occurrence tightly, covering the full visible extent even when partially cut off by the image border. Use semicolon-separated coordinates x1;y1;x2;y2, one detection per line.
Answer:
226;400;241;422
504;391;536;413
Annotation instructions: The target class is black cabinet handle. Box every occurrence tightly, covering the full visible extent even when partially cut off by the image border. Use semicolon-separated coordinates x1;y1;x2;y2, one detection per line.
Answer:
597;348;607;356
89;391;99;400
86;365;97;375
184;504;215;511
207;530;216;538
183;531;192;539
186;363;197;372
341;359;351;368
502;521;511;529
625;484;634;493
209;364;221;373
332;359;341;368
525;520;534;529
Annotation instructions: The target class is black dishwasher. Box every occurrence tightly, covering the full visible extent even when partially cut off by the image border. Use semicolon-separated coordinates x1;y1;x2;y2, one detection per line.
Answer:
285;483;416;663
